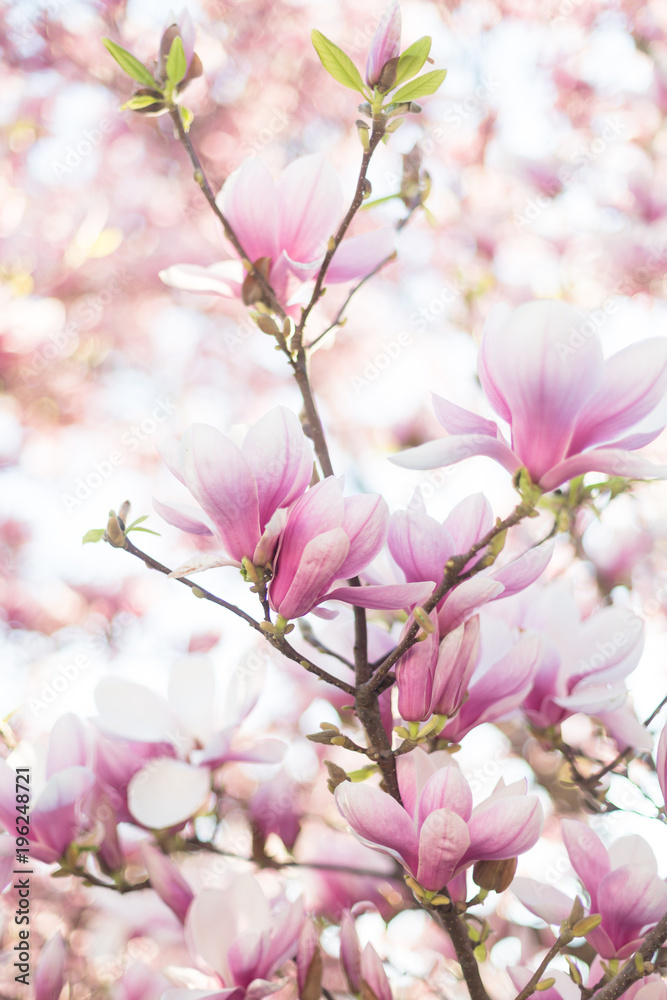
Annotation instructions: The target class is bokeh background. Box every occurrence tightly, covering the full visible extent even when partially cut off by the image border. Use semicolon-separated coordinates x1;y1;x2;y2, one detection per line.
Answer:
2;0;667;994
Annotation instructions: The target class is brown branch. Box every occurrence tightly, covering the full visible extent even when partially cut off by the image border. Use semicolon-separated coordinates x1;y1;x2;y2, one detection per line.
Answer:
182;840;404;881
513;935;570;1000
429;904;490;1000
586;911;667;1000
119;538;355;695
365;498;539;695
293;116;387;350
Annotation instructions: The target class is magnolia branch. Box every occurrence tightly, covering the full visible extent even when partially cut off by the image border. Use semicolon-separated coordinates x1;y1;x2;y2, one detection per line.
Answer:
429;904;491;1000
117;537;356;695
587;911;667;1000
366;496;539;694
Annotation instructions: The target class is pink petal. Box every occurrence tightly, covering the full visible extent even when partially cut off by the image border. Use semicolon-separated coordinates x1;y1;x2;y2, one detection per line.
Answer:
396;747;450;821
338;494;389;578
128;759;210;829
417;808;470;891
443;634;543;741
430;617;480;718
322;581;433;610
360;944;392;1000
366;0;402;85
432;395;499;437
271;528;349;620
153;497;214;536
35;932;66;1000
297;919;320;997
512;877;574;925
142;841;194;923
396;626;439;723
326;228;395;283
596;707;652;753
182;424;261;562
242;407;314;527
657;726;667;805
478;300;604;481
561;819;609;910
490;542;554;598
220;158;280;265
46;713;89;774
566;607;644;690
388;510;454;584
461;794;543;867
94;677;176;743
257;897;305;980
569;338;667;453
340;912;361;992
335;782;420;875
31;767;96;861
390;434;521;475
277;155;343;263
443;493;494;556
438;577;505;634
418;765;473;825
159;261;242;298
597;865;667;951
538;448;667;493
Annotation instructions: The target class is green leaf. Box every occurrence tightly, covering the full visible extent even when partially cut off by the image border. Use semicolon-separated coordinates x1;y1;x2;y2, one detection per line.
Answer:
102;38;159;88
120;93;163;111
128;526;161;536
125;515;149;531
166;35;187;86
83;528;106;544
179;105;194;131
311;30;368;95
394;36;432;88
392;68;447;103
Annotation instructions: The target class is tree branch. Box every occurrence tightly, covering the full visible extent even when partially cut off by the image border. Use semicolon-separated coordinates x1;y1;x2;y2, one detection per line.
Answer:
429;904;490;1000
586;911;667;1000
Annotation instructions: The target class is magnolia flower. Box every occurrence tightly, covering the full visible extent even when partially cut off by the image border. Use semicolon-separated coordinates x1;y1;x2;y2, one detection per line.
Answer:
388;493;553;635
35;933;67;1000
141;842;194;923
0;715;97;864
155;406;314;575
658;725;667;807
335;747;542;892
160;155;393;309
268;477;432;621
340;911;392;1000
366;1;401;87
162;874;304;1000
495;580;649;748
93;658;284;829
296;920;322;1000
514;821;667;958
392;300;667;492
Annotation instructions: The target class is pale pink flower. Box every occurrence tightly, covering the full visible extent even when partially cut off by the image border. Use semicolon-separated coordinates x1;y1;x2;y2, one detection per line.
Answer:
657;724;667;807
296;919;321;1000
336;747;542;892
141;841;194;923
169;874;304;999
159;155;393;309
35;933;66;1000
514;821;667;959
366;1;402;86
392;300;667;492
155;406;314;573
339;911;392;1000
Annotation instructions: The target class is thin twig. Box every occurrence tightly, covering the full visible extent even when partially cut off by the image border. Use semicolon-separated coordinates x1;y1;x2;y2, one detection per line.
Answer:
429;904;490;1000
586;911;667;1000
513;935;569;1000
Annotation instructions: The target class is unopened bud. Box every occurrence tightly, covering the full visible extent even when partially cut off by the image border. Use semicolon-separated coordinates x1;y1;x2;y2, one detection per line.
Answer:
472;857;518;893
255;315;280;337
323;760;348;792
535;979;556;992
634;953;645;974
385;117;405;133
362;179;372;200
430;893;451;906
377;56;399;92
571;914;602;937
320;722;340;732
564;957;582;985
105;512;126;548
566;897;585;928
118;500;131;528
413;605;435;633
356;120;370;149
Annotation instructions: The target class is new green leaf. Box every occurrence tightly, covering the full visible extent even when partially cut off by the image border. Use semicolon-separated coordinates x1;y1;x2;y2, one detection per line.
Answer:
394;37;432;88
103;38;159;88
121;93;164;111
392;68;447;103
83;528;106;544
166;35;187;86
311;30;367;95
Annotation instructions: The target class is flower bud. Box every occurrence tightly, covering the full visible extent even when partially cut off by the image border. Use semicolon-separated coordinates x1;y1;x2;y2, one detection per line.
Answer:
472;857;518;893
297;919;323;1000
571;914;602;937
535;979;556;991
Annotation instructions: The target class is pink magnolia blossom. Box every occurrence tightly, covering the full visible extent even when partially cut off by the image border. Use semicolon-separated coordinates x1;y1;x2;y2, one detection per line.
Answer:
340;910;392;1000
391;300;667;492
513;821;667;959
268;477;431;621
296;919;321;1000
366;1;401;86
159;155;393;309
155;406;313;573
495;581;648;747
0;715;97;864
93;658;284;830
141;841;194;923
335;747;542;892
165;874;304;1000
388;493;553;635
